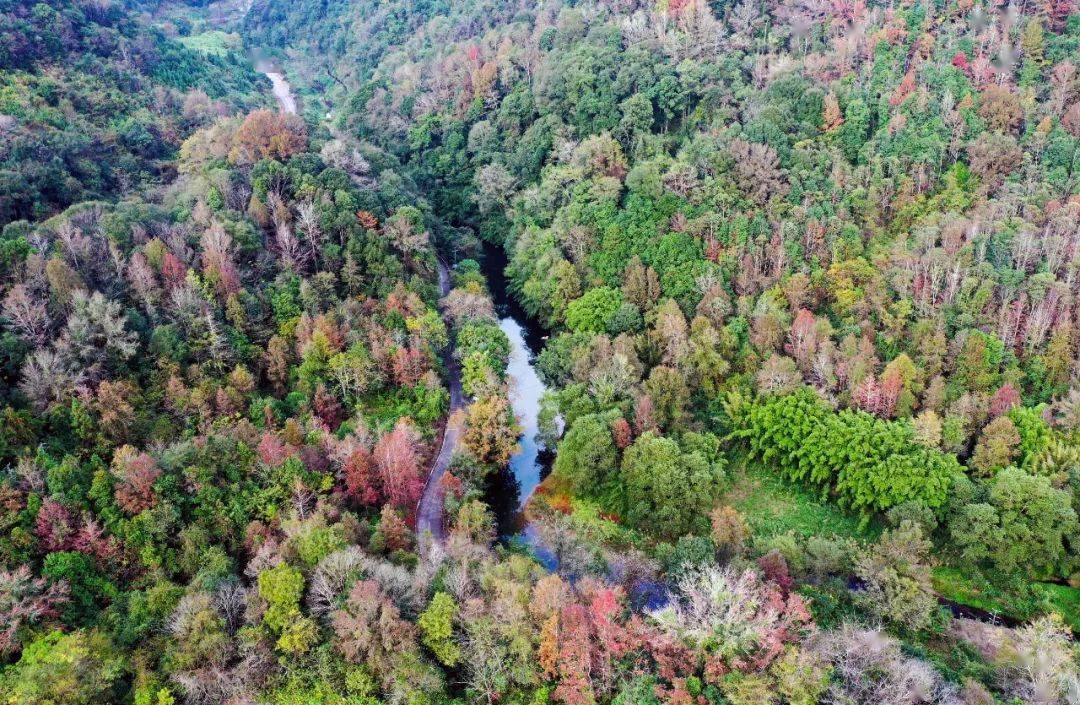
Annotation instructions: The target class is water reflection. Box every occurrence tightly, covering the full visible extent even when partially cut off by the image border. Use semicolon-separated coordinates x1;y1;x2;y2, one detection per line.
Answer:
500;317;546;509
483;465;522;537
475;245;666;601
478;243;552;542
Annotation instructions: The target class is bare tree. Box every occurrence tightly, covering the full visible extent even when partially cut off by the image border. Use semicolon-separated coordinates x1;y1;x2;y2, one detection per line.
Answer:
19;349;85;411
57;290;137;380
730;138;789;203
998;615;1080;704
813;624;961;705
296;200;325;266
2;284;50;345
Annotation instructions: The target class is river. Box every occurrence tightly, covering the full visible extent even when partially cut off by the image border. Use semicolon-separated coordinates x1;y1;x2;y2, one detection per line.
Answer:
254;59;298;115
251;56;551;555
242;49;1033;630
237;23;1061;629
478;242;555;558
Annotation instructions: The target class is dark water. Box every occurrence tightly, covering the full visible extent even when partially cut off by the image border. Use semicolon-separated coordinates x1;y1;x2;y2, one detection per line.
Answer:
479;242;547;354
477;242;553;545
940;599;1025;628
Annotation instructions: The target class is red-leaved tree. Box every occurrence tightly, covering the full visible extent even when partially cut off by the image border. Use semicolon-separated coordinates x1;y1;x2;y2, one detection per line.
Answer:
374;419;424;513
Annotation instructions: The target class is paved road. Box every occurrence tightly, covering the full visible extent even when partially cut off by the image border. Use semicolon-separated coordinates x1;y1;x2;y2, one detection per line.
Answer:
416;260;465;551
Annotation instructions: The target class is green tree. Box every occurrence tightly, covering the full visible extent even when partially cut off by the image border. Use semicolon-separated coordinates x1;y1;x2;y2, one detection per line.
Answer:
553;413;617;497
620;432;725;539
729;388;959;515
951;467;1077;576
618;93;654;149
837;98;870;162
41;551;117;626
0;630;125;705
855;521;937;631
258;564;318;655
565;287;623;333
418;592;460;667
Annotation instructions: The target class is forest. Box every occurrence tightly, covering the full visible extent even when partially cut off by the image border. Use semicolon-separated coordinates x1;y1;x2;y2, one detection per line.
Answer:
0;0;1079;703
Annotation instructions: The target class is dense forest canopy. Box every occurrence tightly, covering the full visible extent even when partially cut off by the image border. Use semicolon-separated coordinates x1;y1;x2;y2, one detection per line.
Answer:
0;0;268;224
1;0;1079;703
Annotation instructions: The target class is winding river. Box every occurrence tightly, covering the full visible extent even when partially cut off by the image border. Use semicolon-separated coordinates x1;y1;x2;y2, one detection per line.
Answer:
249;53;1036;630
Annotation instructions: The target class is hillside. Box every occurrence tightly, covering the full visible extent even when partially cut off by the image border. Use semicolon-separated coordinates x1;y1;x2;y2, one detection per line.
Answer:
0;0;268;224
0;0;1078;703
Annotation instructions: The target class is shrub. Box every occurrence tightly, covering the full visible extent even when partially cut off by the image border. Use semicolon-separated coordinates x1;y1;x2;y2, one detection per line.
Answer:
854;521;937;631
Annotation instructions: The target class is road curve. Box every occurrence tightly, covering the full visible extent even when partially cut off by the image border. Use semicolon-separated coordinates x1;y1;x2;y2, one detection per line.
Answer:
416;259;465;551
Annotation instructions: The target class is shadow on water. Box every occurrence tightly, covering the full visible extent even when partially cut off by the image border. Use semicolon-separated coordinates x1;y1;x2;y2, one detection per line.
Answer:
483;465;522;537
479;241;548;355
536;448;555;483
476;240;666;607
484;450;557;538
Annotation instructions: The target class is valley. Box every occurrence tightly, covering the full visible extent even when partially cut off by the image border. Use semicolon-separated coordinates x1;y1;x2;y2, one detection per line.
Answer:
0;0;1078;703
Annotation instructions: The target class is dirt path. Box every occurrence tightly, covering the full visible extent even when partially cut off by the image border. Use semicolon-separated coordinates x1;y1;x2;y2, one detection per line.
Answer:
416;260;465;551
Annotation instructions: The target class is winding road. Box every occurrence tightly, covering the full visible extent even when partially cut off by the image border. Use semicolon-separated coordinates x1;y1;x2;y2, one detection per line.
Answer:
416;260;465;551
256;60;456;550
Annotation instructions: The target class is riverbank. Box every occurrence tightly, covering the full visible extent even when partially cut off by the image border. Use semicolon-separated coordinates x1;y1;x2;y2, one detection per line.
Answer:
415;243;553;553
477;242;554;540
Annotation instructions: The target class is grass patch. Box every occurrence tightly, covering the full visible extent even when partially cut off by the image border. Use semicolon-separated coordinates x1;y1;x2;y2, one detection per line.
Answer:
1032;582;1080;631
933;567;1080;631
719;458;878;541
179;31;243;56
933;567;1018;617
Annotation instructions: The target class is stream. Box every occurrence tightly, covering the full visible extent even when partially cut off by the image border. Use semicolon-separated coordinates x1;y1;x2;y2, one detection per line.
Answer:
473;240;1045;621
249;57;1034;625
478;242;557;565
254;59;298;115
246;52;549;545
